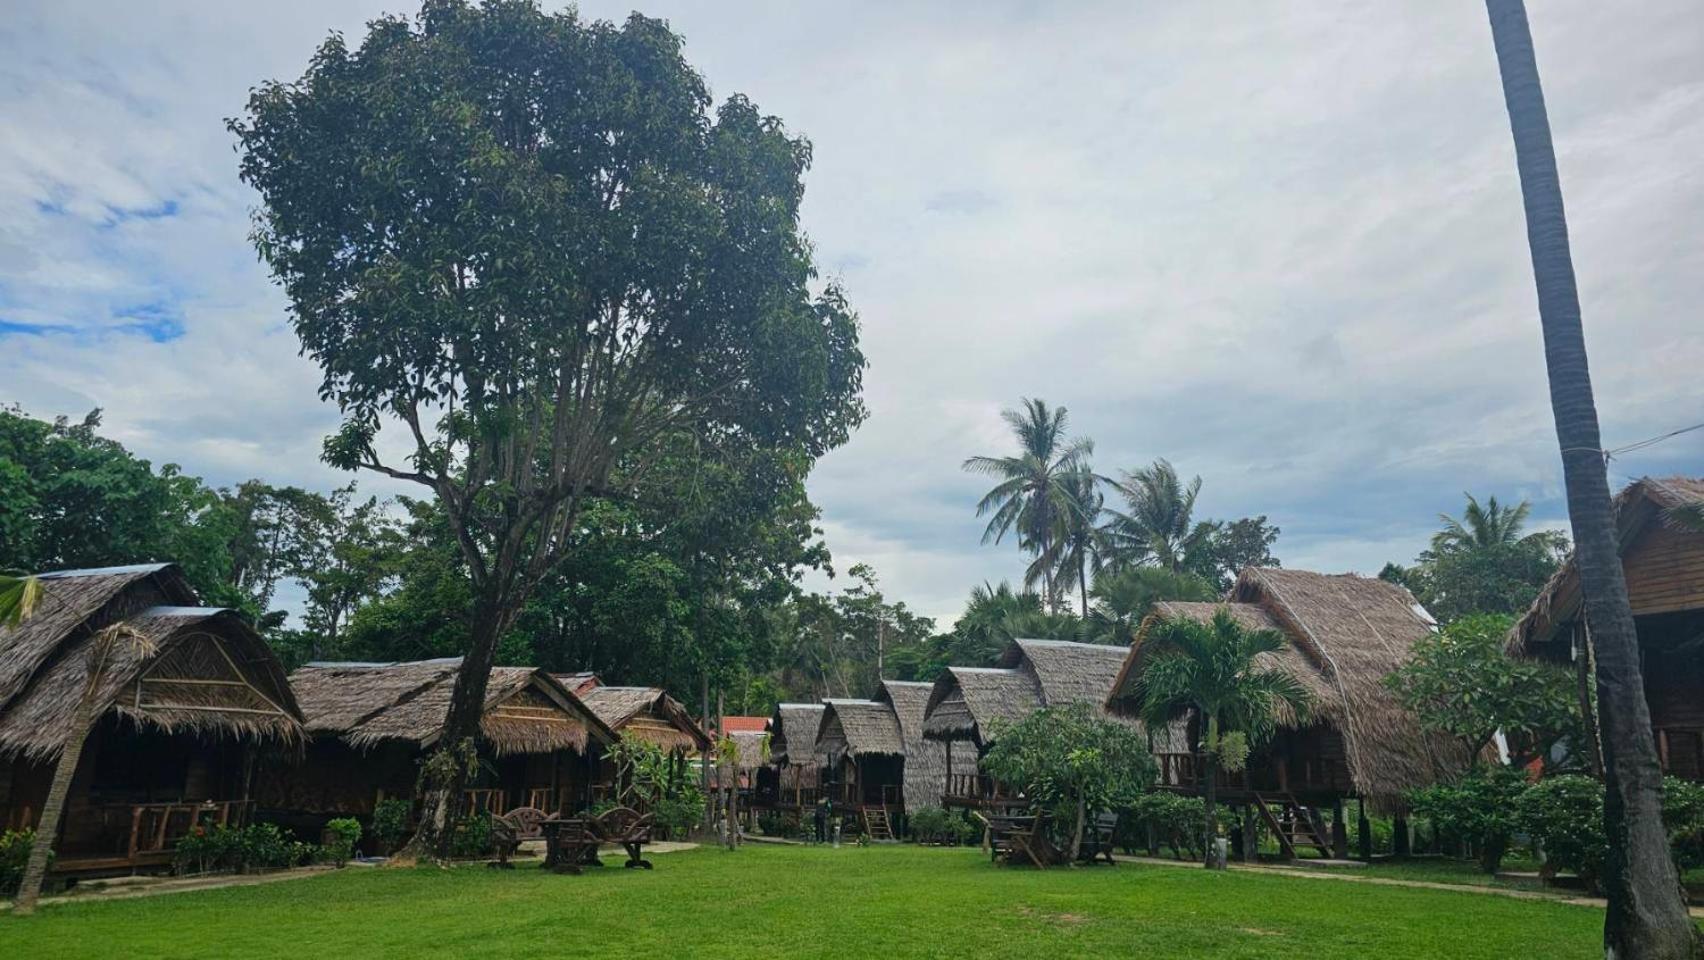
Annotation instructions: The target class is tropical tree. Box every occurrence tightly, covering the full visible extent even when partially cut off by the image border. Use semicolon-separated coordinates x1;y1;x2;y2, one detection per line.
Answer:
1085;567;1216;647
1102;460;1219;574
1484;2;1698;954
1193;516;1281;591
1127;608;1310;868
1038;465;1106;618
13;623;150;914
233;4;864;856
963;399;1092;609
1429;493;1566;557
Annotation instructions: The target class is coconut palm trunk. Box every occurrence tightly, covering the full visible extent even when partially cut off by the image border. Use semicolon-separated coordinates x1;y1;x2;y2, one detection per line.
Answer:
1202;713;1221;869
1484;3;1699;955
14;625;146;915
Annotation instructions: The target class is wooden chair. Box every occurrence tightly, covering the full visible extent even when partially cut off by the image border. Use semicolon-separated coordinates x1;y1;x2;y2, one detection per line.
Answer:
984;812;1053;867
489;813;522;869
540;818;601;875
594;806;656;869
501;806;550;841
1076;811;1119;866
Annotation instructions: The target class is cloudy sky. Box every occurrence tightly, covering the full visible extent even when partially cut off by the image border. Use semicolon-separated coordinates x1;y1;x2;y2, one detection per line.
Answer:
3;1;1700;627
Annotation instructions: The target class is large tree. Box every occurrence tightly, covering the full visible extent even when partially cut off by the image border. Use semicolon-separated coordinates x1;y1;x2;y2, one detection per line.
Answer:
963;398;1092;609
1388;492;1568;623
1483;2;1698;954
1102;459;1219;574
233;2;864;855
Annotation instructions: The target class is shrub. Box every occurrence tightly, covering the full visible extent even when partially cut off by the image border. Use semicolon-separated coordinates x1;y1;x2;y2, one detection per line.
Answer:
1;829;45;897
238;823;295;872
1405;766;1529;872
908;807;979;846
1663;776;1704;870
174;824;238;875
448;813;494;860
323;818;362;867
370;798;412;853
1514;774;1605;893
1126;792;1205;860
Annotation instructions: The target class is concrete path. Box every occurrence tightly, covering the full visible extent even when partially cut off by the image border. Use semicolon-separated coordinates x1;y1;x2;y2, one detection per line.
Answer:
1;865;338;912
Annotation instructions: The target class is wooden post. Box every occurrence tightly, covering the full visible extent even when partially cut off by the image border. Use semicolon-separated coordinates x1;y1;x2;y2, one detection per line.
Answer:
1356;799;1371;861
1241;804;1257;862
1331;797;1348;860
1393;813;1411;858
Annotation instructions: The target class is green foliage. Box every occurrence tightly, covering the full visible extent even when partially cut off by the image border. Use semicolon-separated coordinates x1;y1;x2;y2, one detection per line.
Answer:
1102;459;1217;574
1;829;45;896
1385;493;1568;623
981;703;1156;855
173;823;300;875
1407;767;1531;873
755;811;802;840
1513;774;1605;892
324;818;363;867
1662;777;1704;870
1125;793;1206;860
448;813;495;860
1085;567;1215;647
907;807;979;846
370;799;412;853
1384;613;1579;765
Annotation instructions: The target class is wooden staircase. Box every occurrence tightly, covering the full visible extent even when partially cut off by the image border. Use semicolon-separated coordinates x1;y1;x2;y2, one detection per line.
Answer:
863;806;895;841
1251;792;1332;860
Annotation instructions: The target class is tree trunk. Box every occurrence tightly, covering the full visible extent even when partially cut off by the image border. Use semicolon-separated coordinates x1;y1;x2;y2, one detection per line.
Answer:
1484;3;1699;956
14;697;99;913
1203;715;1220;869
1577;622;1605;778
1078;552;1090;620
1070;794;1086;864
403;605;507;861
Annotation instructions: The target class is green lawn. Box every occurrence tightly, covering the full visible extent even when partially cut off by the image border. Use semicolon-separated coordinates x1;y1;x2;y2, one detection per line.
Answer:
2;844;1611;959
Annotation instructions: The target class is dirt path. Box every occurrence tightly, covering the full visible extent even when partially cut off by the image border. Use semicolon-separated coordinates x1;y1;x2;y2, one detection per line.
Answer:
1112;853;1704;917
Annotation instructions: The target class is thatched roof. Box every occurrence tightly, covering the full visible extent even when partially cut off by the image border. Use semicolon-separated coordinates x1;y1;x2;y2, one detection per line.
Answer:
292;659;613;756
878;680;974;810
729;730;770;772
1107;567;1466;805
921;666;1042;746
0;564;303;761
557;672;600;696
767;703;825;767
817;698;905;758
575;684;709;753
997;638;1131;708
1511;476;1704;657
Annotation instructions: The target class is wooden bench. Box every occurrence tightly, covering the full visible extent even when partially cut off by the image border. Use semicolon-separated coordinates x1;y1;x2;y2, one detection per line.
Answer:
594;806;656;870
1077;811;1119;866
540;818;601;875
981;812;1053;867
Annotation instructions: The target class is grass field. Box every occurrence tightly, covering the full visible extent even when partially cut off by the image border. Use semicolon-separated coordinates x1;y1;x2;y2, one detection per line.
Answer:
1;844;1613;959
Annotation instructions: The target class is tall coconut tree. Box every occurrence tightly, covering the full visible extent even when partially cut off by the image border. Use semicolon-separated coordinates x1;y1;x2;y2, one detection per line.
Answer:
1032;465;1107;618
13;622;151;914
1128;608;1309;868
1429;492;1564;556
963;399;1093;609
1102;459;1219;573
1484;2;1700;955
1086;567;1217;647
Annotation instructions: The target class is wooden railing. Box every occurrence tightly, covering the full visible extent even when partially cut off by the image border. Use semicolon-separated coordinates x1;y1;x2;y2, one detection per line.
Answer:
464;788;507;815
1657;727;1704;780
61;799;255;869
1155;752;1349;796
943;773;1014;805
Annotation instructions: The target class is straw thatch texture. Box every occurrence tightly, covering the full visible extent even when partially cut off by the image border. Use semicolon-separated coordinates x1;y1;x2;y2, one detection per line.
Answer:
729;730;770;772
557;672;600;696
817;698;904;758
998;638;1131;709
577;685;709;753
767;703;825;766
0;565;302;761
291;660;607;756
921;666;1042;745
878;680;974;810
1106;567;1466;806
1511;476;1704;656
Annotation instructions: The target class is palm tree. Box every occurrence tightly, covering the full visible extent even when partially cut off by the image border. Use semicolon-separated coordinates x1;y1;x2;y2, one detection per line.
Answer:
1033;465;1106;618
1128;608;1309;869
948;582;1045;665
14;622;152;914
0;573;40;627
1429;493;1564;556
1086;567;1217;647
963;399;1093;609
1484;3;1699;954
1103;459;1219;573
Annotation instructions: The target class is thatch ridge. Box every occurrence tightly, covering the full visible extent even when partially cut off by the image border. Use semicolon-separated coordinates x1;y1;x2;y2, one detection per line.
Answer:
920;666;1041;746
1106;567;1466;806
577;684;710;753
878;680;974;810
818;698;905;758
767;703;825;767
997;638;1131;709
0;572;303;761
1511;475;1704;656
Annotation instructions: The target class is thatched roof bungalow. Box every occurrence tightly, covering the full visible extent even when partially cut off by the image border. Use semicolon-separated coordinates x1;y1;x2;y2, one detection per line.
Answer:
574;683;710;755
817;698;904;810
1106;567;1466;811
758;703;824;809
922;638;1128;748
1510;476;1704;779
876;680;976;813
263;659;614;823
0;564;304;874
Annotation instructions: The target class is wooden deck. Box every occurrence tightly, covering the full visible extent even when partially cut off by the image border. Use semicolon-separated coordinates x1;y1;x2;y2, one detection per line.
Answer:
54;799;255;875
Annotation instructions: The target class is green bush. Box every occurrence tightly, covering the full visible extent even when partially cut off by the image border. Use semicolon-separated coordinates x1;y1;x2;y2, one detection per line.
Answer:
1514;774;1604;893
1406;766;1529;872
909;806;978;846
756;811;802;840
370;798;411;853
238;823;294;872
1662;776;1704;870
652;789;704;840
1125;792;1205;860
1;829;45;897
324;818;362;867
175;822;299;875
448;813;494;859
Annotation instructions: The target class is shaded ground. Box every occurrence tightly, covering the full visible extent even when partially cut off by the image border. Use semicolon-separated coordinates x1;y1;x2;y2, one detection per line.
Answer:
0;844;1619;959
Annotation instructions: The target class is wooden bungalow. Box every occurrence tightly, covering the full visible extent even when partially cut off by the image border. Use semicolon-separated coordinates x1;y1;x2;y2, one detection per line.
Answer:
263;659;615;828
1510;476;1704;779
923;638;1131;807
574;683;710;806
1106;567;1468;860
754;703;824;814
816;698;905;838
0;564;304;876
875;679;977;816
